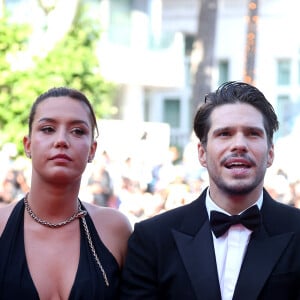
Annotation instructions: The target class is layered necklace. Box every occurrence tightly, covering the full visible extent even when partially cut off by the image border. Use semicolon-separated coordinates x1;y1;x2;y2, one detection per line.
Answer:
23;194;110;286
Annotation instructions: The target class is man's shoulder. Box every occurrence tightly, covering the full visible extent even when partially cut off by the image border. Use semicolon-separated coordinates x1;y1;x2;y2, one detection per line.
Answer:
137;195;204;229
263;193;300;231
273;200;300;218
263;191;300;216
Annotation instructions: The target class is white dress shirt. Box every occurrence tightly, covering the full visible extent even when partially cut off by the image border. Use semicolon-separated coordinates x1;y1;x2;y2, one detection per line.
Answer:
206;190;263;300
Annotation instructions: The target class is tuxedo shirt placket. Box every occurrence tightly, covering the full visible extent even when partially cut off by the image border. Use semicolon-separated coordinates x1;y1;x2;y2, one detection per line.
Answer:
217;225;251;300
206;189;263;300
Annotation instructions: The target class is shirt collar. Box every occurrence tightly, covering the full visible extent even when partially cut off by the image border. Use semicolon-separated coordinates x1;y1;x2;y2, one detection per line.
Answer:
206;188;263;219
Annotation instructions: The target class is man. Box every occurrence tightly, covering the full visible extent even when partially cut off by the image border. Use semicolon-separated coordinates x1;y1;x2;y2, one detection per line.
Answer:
120;81;300;300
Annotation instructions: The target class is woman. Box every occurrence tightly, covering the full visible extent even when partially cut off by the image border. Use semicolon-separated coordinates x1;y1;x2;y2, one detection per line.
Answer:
0;87;132;299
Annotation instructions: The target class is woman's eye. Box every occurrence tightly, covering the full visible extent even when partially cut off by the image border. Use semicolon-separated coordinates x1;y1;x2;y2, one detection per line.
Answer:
72;128;85;136
41;126;54;133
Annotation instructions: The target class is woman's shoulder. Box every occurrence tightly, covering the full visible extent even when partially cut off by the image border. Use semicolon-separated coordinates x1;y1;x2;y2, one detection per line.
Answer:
82;201;132;267
83;201;132;232
0;201;19;236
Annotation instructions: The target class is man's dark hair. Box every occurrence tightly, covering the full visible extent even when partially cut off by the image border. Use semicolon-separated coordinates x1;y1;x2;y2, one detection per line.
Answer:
193;81;279;146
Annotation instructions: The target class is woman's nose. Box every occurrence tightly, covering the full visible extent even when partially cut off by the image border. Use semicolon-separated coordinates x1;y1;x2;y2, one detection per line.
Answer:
54;131;69;148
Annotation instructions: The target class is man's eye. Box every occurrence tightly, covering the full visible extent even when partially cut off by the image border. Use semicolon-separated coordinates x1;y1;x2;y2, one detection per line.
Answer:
250;131;260;136
219;131;230;136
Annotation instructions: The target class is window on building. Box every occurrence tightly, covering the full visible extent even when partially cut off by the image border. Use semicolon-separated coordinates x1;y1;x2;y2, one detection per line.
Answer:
144;94;150;122
184;34;195;56
109;0;132;46
218;60;229;85
163;98;180;128
298;61;300;85
277;59;291;85
277;95;293;137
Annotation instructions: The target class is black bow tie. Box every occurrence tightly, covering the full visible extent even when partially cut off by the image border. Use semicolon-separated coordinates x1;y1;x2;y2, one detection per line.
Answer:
210;205;261;238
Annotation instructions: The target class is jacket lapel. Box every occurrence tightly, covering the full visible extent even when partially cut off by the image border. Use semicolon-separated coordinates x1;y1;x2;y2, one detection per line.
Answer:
172;194;222;300
233;226;293;300
233;192;295;300
170;189;294;300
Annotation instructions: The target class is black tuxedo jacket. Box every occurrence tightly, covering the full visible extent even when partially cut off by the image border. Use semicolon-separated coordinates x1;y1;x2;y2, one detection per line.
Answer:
120;188;300;299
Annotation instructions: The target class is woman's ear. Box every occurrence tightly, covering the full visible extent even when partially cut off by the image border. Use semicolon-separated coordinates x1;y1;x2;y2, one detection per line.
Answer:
88;140;97;163
23;135;31;158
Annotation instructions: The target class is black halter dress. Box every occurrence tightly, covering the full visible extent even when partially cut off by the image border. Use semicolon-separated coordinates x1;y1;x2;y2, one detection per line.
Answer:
0;199;120;299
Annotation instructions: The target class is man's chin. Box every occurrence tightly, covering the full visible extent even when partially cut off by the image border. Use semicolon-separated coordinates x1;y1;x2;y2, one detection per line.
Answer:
222;184;256;195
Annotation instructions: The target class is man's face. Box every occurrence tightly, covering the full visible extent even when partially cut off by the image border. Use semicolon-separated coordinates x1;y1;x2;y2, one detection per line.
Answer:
198;103;274;201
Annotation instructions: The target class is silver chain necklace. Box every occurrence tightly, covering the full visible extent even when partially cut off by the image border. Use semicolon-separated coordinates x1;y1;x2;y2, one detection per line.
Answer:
24;194;87;228
23;194;109;286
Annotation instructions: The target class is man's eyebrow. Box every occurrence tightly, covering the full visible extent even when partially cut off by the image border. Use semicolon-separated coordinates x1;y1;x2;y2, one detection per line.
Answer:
212;127;231;134
212;126;265;134
243;126;265;133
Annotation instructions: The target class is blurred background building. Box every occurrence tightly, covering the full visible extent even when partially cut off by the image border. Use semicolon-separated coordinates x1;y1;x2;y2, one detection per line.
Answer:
2;0;300;218
5;0;300;147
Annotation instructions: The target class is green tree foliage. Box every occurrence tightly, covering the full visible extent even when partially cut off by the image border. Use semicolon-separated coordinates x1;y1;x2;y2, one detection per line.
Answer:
0;15;32;154
0;5;115;154
32;4;116;119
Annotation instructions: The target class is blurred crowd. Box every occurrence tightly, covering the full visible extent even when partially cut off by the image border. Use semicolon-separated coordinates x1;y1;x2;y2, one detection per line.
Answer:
1;139;300;225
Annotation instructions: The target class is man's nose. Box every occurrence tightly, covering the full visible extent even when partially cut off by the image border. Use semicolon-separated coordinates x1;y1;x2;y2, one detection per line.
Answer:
231;133;248;152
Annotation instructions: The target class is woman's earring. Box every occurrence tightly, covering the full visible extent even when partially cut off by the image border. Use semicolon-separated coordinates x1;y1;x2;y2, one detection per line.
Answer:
88;157;92;163
27;153;31;159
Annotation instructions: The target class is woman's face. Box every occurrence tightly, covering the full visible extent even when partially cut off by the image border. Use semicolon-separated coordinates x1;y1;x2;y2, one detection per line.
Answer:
23;96;97;185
